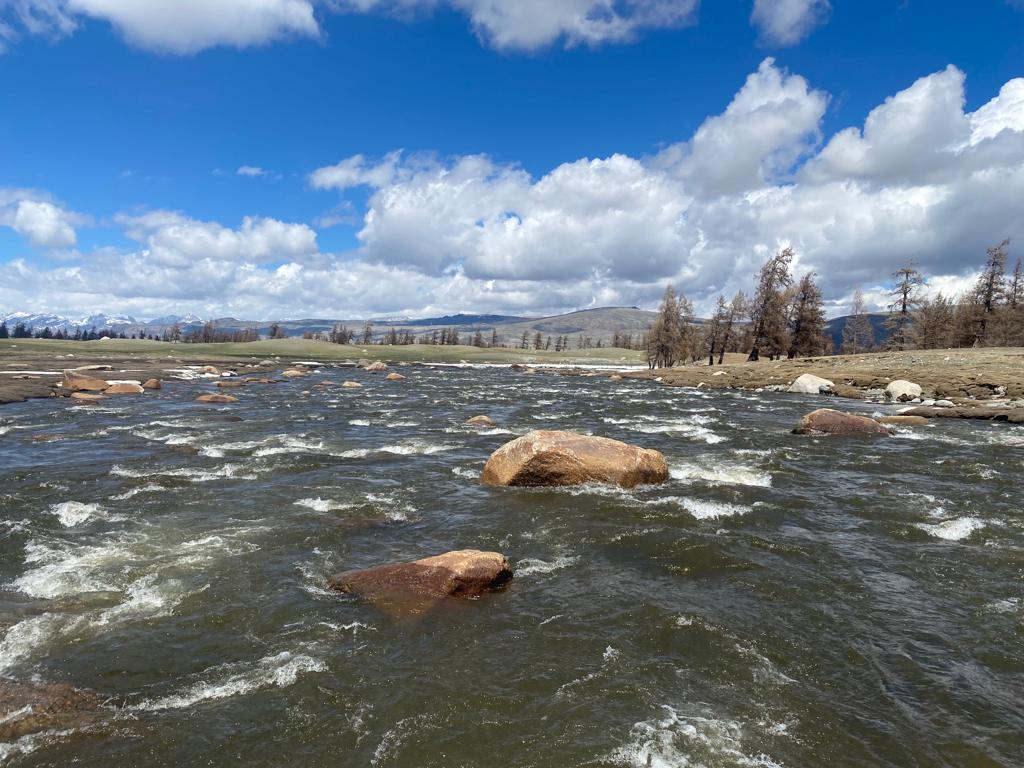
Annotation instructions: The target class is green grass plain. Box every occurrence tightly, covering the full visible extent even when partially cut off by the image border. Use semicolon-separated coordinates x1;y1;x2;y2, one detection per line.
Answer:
0;337;645;366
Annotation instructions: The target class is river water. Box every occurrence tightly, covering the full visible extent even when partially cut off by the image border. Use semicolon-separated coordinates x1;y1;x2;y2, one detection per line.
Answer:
1;365;1021;766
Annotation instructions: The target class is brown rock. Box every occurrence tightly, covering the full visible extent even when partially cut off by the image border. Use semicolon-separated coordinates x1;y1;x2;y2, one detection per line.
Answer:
198;365;220;375
142;378;161;390
342;381;362;388
609;374;623;381
0;678;101;741
328;549;512;613
385;372;406;381
481;430;668;488
364;361;388;372
196;393;238;403
465;415;497;427
282;369;308;377
793;408;891;436
215;380;245;388
61;369;109;392
70;392;106;402
876;415;930;426
103;382;145;395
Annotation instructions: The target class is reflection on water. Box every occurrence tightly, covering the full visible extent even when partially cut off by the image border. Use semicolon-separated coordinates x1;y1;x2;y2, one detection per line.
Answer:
0;365;1022;766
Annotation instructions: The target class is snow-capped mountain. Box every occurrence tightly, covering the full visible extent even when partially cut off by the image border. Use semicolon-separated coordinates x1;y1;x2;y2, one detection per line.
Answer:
2;311;148;331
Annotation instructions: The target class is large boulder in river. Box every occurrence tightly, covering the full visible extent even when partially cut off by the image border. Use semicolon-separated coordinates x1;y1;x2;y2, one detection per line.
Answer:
196;393;238;404
886;380;922;402
328;549;512;612
61;369;109;392
103;382;144;395
142;378;161;390
481;430;668;488
466;415;496;427
385;372;406;381
364;361;388;372
793;408;891;436
788;373;834;395
0;678;101;741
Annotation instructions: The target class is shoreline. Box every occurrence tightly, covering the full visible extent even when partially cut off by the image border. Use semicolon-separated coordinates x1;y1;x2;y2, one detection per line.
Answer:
1;340;1023;417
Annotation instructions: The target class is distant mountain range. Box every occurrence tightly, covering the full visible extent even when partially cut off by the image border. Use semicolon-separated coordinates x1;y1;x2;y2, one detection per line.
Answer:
0;307;658;345
1;307;893;349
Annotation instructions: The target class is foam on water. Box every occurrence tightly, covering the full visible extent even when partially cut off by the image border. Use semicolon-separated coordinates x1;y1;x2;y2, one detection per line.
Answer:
516;554;579;576
294;497;353;513
48;501;107;527
916;517;986;541
608;706;784;768
110;463;257;482
654;498;752;520
110;483;166;500
134;651;327;711
669;460;772;488
12;536;136;599
0;613;76;672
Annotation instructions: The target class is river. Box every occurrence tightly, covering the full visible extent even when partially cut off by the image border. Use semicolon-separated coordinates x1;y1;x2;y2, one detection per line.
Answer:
1;365;1021;766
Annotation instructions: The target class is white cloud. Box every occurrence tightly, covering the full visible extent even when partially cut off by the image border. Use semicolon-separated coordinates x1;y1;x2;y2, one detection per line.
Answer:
237;165;269;177
5;62;1024;321
750;0;830;46
0;0;319;53
309;151;403;191
338;0;698;50
2;0;698;54
115;210;319;267
654;57;828;197
0;188;83;249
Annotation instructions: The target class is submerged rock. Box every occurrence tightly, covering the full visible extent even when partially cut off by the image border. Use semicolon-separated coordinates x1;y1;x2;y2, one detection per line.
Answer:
142;378;161;390
902;406;1024;423
876;415;930;426
69;392;106;403
103;383;144;395
788;373;834;395
481;430;668;488
886;380;923;402
0;678;101;741
341;381;362;389
60;369;109;392
465;415;497;427
195;393;238;404
385;372;406;381
215;380;244;388
793;408;891;436
328;549;512;612
281;369;308;378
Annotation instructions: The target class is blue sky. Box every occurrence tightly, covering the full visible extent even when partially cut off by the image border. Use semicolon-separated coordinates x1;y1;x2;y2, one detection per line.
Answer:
2;0;1024;320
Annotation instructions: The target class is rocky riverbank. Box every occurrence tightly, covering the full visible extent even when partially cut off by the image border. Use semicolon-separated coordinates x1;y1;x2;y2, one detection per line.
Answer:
618;347;1024;406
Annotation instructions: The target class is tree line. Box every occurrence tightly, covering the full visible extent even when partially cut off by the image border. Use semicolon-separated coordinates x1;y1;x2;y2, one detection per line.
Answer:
646;241;1024;368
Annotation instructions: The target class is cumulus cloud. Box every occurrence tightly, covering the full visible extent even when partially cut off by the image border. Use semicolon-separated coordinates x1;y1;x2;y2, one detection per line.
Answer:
0;188;83;249
0;0;319;53
304;60;1024;316
750;0;830;46
1;0;699;54
5;61;1024;320
113;211;319;267
654;57;828;196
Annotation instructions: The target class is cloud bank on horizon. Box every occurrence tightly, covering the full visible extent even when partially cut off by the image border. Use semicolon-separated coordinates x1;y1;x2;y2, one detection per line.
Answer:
1;2;1023;322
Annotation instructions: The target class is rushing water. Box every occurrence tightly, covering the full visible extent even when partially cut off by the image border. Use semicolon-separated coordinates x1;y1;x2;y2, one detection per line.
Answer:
0;365;1022;766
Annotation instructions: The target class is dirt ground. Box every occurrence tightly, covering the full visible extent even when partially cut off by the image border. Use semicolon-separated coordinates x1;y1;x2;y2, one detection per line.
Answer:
623;347;1024;402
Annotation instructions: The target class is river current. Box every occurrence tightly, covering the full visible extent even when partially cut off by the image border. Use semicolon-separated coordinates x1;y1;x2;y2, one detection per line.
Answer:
0;365;1021;766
